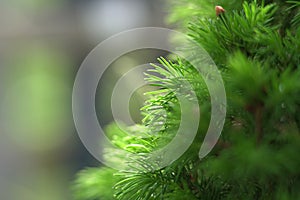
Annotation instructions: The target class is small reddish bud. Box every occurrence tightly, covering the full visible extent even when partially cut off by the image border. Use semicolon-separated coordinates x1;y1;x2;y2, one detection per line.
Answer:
215;6;225;16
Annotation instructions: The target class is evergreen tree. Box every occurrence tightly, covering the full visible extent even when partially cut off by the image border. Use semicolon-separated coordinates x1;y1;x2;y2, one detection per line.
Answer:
73;0;300;199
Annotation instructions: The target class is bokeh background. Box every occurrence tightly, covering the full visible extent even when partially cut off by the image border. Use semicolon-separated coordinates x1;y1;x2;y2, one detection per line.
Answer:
0;0;167;199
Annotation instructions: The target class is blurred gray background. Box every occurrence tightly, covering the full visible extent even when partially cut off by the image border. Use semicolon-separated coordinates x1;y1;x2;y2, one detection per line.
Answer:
0;0;167;199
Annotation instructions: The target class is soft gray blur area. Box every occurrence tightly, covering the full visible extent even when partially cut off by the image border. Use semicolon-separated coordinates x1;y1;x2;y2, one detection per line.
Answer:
0;0;166;199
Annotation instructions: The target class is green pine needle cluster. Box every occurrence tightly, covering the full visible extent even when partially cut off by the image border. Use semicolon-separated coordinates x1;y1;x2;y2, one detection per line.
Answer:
73;0;300;199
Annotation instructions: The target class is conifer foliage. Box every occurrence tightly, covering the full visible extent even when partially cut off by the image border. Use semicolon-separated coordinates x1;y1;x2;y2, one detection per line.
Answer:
73;1;300;199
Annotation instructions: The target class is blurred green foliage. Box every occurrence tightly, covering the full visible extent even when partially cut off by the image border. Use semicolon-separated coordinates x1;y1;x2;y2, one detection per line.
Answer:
3;45;72;151
73;167;119;200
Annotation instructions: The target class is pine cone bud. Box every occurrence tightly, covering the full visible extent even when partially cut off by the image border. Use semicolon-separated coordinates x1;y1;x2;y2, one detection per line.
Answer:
215;6;225;16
